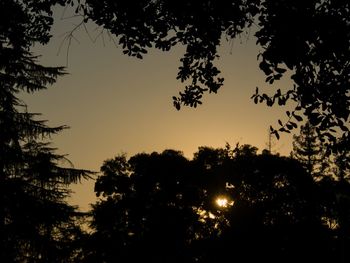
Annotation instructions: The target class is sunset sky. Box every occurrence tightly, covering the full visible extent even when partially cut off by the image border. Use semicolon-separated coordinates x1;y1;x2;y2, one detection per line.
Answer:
21;7;298;211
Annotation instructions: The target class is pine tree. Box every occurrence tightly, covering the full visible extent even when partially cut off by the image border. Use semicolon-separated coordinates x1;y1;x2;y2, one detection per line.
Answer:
291;122;327;179
1;1;91;262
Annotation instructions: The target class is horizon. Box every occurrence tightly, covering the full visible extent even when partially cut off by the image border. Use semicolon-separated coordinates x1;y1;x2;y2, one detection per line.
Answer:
21;6;297;211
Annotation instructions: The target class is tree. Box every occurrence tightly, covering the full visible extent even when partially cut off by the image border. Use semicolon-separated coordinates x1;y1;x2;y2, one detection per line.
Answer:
1;1;91;261
291;124;350;261
218;153;337;262
320;137;350;262
291;122;327;178
88;146;343;262
88;151;215;262
192;145;336;262
72;0;350;149
4;1;349;149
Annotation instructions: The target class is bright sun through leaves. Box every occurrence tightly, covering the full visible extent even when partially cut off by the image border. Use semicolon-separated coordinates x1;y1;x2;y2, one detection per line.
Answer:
216;198;228;207
215;196;234;208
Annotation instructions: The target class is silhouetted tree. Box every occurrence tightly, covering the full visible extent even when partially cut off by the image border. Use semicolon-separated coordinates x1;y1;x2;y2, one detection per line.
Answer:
88;151;219;262
1;1;91;261
88;146;345;262
74;0;350;148
318;138;350;263
291;122;328;178
191;145;340;262
3;1;350;259
291;123;350;260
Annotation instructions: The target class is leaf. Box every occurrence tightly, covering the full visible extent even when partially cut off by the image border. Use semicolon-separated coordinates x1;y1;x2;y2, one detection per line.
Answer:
275;89;281;97
286;124;293;130
274;131;280;140
291;122;297;128
274;73;282;80
173;101;181;110
278;97;286;105
309;114;322;126
266;98;274;106
293;114;303;122
340;124;349;132
275;67;287;74
259;61;273;75
266;75;273;83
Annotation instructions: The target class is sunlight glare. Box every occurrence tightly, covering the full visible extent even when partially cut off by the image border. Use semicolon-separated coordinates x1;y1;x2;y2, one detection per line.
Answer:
216;198;228;207
215;196;234;208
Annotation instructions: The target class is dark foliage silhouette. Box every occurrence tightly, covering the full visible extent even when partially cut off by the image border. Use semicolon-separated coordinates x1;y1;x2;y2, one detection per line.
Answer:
76;0;350;149
86;145;347;262
2;1;350;261
4;0;347;150
209;148;332;262
1;1;92;261
291;122;328;178
87;151;216;262
291;125;350;262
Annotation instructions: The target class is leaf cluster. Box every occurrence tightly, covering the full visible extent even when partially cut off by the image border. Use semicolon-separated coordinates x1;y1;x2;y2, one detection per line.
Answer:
77;0;350;150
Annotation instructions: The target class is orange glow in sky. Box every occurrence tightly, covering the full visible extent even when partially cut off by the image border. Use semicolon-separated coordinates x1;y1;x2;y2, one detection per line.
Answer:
22;7;297;211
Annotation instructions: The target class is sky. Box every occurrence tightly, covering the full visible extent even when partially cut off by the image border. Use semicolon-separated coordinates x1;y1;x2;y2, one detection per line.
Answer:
21;7;298;211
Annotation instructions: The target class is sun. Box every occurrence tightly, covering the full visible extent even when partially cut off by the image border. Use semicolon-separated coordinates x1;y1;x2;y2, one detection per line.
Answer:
216;197;229;208
215;196;234;208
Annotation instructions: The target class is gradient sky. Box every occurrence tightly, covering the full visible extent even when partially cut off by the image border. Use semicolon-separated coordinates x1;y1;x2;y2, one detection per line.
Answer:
21;7;298;211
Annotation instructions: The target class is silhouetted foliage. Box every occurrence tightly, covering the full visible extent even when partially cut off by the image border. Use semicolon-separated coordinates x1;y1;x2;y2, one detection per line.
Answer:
3;1;350;261
87;146;348;262
74;0;350;149
87;151;215;262
1;1;92;261
5;0;349;149
291;124;350;262
291;122;328;178
214;153;333;262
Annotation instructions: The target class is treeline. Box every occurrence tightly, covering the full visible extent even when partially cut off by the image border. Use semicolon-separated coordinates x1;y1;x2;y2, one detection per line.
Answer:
1;25;349;263
82;139;350;263
2;1;350;262
2;124;350;262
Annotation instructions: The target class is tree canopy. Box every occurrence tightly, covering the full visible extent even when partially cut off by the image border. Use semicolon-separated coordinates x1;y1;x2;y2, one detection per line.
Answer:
85;145;349;262
4;0;349;149
73;0;350;149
